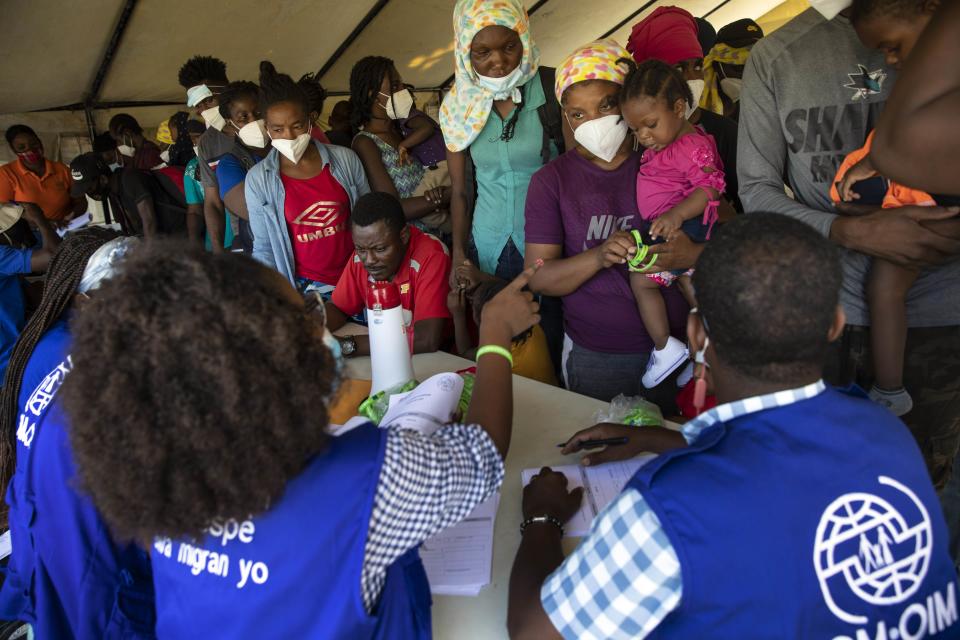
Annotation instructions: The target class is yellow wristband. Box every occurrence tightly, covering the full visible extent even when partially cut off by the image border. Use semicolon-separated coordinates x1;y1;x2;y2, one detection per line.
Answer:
476;344;513;367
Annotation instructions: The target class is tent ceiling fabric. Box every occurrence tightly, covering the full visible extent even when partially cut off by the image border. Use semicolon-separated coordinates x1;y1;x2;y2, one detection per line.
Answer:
99;0;381;104
0;0;809;117
605;0;789;54
319;0;506;92
0;0;126;113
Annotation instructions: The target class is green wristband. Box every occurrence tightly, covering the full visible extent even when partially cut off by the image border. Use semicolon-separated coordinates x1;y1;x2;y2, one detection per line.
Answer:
476;344;514;367
627;229;658;273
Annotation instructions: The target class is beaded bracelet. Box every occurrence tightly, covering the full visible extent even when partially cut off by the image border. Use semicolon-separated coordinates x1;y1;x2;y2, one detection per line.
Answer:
520;514;564;537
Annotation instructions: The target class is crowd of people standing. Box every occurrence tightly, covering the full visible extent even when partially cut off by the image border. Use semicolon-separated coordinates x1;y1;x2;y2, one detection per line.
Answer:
0;0;959;637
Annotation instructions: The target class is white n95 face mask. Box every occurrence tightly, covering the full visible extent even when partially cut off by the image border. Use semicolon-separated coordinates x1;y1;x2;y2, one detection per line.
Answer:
159;149;170;164
476;66;524;102
381;89;414;120
117;144;136;158
201;105;227;131
686;79;705;119
720;78;743;103
271;125;312;164
237;119;269;149
808;0;851;20
572;114;627;163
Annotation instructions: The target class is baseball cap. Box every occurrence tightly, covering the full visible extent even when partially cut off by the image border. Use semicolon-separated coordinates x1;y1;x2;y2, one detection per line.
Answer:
0;203;25;235
69;153;109;198
716;19;764;48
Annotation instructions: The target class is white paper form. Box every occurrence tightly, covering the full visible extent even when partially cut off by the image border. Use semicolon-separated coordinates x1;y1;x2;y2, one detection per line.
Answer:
57;212;91;237
421;494;499;596
379;373;463;435
521;455;656;537
520;465;592;536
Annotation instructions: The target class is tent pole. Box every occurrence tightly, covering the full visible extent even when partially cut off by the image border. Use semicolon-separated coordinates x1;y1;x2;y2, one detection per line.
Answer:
84;102;97;140
85;0;140;107
597;0;660;40
702;0;735;19
317;0;392;79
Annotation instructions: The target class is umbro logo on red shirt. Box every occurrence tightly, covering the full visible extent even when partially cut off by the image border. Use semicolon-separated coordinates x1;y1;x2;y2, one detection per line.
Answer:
293;201;340;228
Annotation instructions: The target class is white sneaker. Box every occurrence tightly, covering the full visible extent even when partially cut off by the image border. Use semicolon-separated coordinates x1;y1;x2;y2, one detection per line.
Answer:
642;337;689;388
869;386;914;417
676;361;694;387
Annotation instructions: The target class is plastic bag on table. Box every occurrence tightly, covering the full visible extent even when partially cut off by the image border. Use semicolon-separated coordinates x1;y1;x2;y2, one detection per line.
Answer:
455;371;476;420
358;380;418;425
592;394;663;427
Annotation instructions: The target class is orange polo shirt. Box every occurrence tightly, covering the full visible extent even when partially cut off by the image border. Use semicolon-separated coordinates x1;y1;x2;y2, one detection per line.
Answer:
0;159;74;221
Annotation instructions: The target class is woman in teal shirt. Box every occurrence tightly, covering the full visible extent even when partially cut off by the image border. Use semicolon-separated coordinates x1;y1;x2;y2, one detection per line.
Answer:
440;0;570;283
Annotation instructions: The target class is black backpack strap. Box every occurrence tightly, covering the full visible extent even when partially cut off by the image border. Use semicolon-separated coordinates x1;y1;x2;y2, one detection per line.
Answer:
536;66;564;164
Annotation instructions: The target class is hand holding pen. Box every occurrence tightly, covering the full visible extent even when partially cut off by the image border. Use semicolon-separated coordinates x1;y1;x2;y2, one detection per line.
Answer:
559;423;688;466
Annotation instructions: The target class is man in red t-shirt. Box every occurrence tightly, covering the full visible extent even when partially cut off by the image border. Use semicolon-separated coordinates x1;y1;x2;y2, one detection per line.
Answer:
327;192;451;356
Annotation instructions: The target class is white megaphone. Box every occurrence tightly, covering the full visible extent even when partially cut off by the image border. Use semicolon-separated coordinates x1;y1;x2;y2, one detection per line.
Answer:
366;281;415;395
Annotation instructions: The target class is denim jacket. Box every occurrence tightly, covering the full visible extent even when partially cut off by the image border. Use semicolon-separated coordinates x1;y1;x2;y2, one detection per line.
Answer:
245;141;370;285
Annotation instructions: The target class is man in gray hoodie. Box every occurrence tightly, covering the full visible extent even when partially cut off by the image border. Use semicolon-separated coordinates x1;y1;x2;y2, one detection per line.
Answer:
737;4;960;490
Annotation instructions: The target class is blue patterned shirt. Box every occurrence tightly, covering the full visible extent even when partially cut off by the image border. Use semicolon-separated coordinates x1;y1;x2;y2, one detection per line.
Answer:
541;380;828;639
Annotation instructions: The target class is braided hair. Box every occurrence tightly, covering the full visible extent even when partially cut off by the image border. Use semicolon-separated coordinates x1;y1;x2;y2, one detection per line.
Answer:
349;56;395;132
178;55;228;89
619;58;693;111
217;81;261;121
298;72;328;119
258;61;309;116
0;227;120;494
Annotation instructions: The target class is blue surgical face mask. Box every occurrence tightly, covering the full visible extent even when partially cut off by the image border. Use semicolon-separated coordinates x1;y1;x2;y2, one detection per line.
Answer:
323;327;343;366
476;66;524;101
303;290;343;371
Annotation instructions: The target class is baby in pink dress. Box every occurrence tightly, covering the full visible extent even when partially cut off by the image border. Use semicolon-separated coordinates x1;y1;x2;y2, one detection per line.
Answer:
620;59;726;388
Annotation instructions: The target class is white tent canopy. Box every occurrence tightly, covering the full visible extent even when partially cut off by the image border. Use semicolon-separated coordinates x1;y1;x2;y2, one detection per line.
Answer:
0;0;808;161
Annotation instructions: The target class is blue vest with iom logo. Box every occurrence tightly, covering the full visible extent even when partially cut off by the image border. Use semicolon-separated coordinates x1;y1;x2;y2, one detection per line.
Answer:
150;422;431;639
628;387;959;639
0;318;155;638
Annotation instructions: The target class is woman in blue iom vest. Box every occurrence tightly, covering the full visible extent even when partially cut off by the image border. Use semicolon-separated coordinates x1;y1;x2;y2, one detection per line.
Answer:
0;229;153;639
57;242;540;639
508;214;959;639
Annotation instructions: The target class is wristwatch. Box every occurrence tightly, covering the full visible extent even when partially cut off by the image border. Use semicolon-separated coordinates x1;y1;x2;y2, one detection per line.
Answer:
339;335;357;357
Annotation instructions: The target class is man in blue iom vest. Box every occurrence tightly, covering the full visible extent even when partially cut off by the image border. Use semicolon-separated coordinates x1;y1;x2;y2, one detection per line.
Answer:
507;214;960;640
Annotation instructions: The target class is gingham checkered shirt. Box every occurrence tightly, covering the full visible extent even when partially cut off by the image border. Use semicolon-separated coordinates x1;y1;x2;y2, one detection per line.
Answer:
360;423;503;612
541;380;827;639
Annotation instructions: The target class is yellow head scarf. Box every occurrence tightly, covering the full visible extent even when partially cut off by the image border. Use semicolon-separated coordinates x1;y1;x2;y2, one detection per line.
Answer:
554;39;632;102
155;119;174;145
699;43;752;115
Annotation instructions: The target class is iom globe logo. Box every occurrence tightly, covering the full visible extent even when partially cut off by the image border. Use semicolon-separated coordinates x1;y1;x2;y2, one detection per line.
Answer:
814;476;933;625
